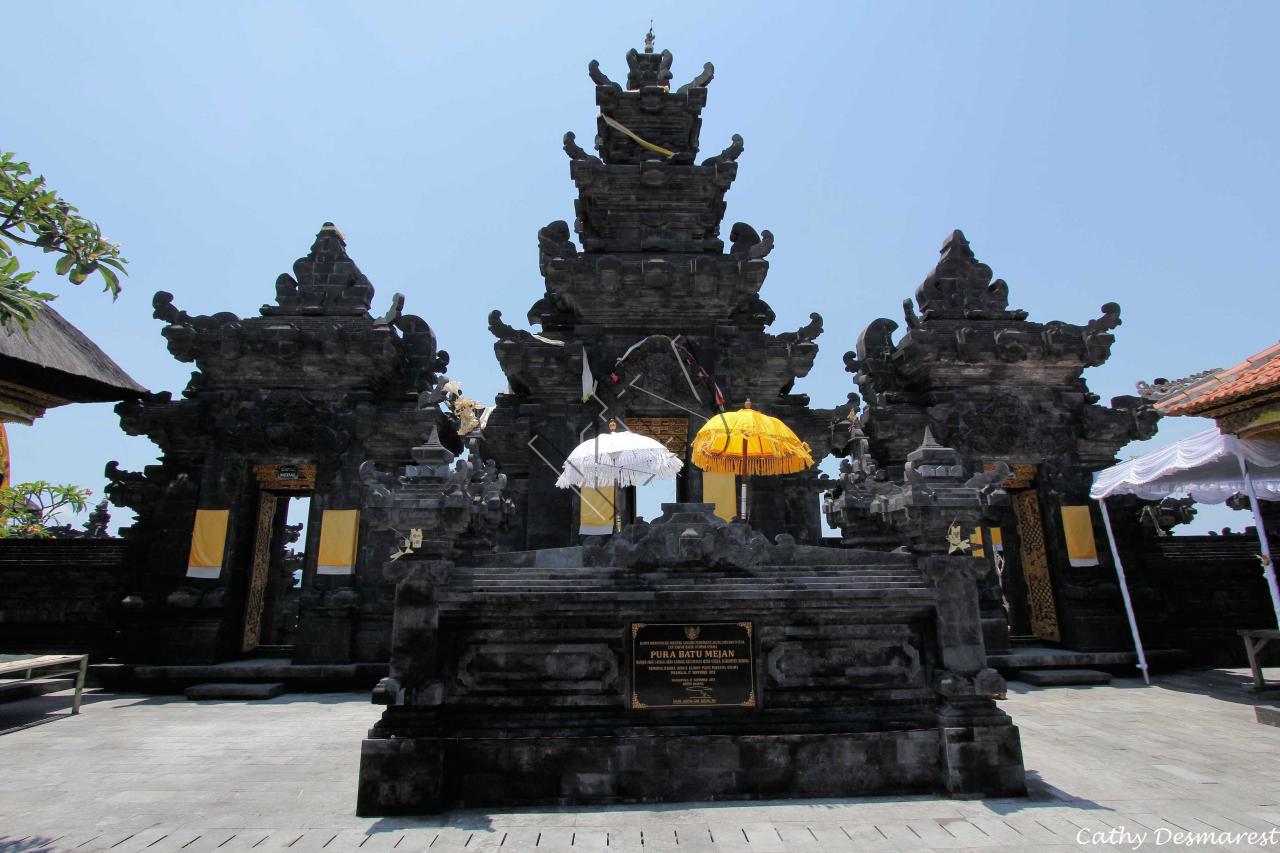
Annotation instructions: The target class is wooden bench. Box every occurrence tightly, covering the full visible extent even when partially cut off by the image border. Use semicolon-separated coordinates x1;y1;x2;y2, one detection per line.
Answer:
0;654;89;714
1239;629;1280;693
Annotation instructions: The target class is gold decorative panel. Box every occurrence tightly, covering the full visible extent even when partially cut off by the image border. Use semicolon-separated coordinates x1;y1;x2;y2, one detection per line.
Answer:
241;493;279;652
985;462;1037;490
1011;489;1060;641
253;462;316;491
625;417;689;455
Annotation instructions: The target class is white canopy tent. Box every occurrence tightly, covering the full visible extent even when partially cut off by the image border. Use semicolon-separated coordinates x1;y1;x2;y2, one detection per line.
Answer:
1090;428;1280;684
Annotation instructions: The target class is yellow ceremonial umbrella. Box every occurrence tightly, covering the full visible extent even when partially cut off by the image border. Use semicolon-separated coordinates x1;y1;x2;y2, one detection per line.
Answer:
690;401;814;520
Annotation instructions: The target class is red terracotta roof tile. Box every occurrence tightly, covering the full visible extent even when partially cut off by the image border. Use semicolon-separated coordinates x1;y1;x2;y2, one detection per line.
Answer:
1160;341;1280;416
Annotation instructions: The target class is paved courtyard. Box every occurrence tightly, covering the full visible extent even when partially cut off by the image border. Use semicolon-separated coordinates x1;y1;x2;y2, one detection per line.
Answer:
2;669;1279;852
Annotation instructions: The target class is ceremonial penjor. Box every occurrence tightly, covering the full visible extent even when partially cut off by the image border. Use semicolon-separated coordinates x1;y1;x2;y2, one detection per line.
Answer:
355;37;1027;814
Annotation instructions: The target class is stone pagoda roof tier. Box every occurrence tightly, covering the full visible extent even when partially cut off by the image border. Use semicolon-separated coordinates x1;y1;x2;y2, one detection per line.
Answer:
536;250;770;332
567;157;739;253
852;230;1126;396
850;230;1158;473
586;49;714;165
149;224;446;396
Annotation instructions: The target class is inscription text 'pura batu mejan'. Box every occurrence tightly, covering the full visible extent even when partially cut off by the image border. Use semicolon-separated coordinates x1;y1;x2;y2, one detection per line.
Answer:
631;622;755;709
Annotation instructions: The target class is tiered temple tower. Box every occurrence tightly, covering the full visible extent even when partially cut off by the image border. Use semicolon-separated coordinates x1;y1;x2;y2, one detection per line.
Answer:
481;40;841;549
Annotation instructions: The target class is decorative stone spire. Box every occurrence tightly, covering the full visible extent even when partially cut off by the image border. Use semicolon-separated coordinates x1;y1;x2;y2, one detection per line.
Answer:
264;222;374;316
644;22;655;54
626;42;673;90
912;229;1015;320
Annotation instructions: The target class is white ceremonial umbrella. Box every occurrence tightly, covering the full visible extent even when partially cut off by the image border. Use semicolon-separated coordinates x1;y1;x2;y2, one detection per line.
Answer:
556;421;683;530
556;422;683;489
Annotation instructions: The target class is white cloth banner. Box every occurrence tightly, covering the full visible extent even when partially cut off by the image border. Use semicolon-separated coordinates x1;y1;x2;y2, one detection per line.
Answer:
1090;428;1280;503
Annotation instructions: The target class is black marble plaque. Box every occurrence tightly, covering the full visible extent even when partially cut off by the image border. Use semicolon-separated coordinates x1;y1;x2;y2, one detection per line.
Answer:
630;622;755;709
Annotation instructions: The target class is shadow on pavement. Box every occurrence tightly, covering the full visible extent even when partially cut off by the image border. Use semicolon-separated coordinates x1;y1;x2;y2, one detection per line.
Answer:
0;689;118;735
0;835;61;853
1145;667;1280;708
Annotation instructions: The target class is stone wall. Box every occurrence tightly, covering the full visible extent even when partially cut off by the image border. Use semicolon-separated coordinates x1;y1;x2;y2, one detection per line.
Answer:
1132;534;1277;667
0;539;128;658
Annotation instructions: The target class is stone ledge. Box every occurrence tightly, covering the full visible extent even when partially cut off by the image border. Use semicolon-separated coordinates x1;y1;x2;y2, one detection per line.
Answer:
1015;668;1113;687
185;682;287;700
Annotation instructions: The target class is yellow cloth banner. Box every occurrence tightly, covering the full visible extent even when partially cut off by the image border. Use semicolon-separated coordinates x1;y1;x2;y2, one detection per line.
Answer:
318;509;360;575
579;486;615;535
703;471;737;522
0;422;9;487
187;509;229;578
1060;506;1100;567
970;527;984;558
971;527;1005;559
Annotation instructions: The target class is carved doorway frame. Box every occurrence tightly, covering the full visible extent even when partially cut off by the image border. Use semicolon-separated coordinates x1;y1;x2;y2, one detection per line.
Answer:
1004;464;1061;642
242;463;316;653
624;416;690;519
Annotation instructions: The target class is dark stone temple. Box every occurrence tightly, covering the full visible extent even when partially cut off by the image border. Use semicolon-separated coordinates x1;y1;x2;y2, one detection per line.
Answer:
106;224;454;664
355;42;1026;813
46;30;1208;815
833;232;1160;655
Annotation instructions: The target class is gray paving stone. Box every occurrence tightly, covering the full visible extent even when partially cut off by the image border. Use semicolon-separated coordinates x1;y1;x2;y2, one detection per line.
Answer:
3;670;1280;851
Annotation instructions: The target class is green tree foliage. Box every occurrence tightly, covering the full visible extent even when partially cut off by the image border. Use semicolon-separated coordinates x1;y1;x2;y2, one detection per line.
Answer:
0;480;91;538
0;151;126;332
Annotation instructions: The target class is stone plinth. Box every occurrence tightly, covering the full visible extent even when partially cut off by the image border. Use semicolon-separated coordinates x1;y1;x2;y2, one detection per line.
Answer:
356;503;1025;814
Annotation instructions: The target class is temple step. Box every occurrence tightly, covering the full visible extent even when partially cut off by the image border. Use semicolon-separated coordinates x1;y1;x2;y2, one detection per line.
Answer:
1015;668;1113;686
184;682;287;700
241;645;296;661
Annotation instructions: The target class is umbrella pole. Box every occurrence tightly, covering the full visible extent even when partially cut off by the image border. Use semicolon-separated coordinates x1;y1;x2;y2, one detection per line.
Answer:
1234;447;1280;629
1097;497;1150;685
741;436;749;522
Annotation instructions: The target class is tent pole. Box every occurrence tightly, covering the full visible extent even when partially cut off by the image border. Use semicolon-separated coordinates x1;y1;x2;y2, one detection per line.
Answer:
1097;498;1151;685
1234;447;1280;629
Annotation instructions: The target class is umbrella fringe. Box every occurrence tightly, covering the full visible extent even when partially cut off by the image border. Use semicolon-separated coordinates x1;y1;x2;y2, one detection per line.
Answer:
556;450;684;489
690;448;813;476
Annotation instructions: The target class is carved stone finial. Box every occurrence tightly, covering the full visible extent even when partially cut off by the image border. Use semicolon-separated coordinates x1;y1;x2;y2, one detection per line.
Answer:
728;223;772;260
263;223;374;316
626;46;674;89
701;133;742;166
562;131;602;165
913;229;1014;320
588;59;620;90
644;22;655;54
677;62;715;94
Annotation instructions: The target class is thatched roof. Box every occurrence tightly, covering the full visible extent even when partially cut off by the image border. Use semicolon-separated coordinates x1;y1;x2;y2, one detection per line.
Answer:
0;304;147;405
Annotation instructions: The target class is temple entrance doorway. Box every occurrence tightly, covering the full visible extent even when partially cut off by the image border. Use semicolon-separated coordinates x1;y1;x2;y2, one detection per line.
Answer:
242;464;316;655
623;416;690;524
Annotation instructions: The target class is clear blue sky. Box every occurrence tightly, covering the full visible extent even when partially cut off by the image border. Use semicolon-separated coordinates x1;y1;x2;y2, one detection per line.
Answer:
7;1;1277;535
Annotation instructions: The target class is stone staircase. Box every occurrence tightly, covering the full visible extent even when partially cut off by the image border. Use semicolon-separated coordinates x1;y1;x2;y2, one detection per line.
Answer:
444;563;932;601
